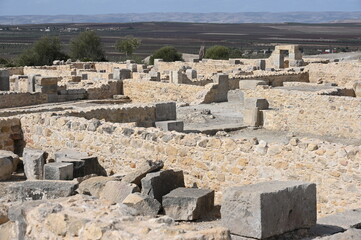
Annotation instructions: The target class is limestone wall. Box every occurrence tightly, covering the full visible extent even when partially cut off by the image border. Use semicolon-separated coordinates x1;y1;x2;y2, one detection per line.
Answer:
123;80;206;104
304;61;361;88
0;117;22;152
19;113;361;217
23;66;73;77
0;92;48;109
64;104;157;127
244;88;361;139
229;72;309;89
87;80;122;100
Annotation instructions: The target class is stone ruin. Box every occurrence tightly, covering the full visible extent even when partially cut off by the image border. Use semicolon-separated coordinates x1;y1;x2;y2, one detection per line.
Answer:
0;44;361;239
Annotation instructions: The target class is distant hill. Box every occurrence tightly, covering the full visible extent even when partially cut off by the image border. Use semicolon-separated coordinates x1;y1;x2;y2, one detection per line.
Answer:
0;12;360;25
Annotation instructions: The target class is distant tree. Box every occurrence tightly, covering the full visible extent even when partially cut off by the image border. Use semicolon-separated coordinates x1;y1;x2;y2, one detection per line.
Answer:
149;46;183;65
115;35;141;57
17;36;67;66
70;31;105;61
205;45;230;60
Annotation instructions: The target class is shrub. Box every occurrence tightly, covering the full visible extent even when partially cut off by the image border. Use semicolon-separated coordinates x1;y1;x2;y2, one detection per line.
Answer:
149;46;182;65
70;31;106;61
205;45;230;60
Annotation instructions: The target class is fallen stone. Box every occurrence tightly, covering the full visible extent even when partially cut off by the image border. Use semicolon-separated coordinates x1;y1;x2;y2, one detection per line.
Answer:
7;180;78;201
155;120;184;132
122;192;161;217
55;149;106;178
23;148;47;180
318;208;361;230
122;160;164;187
163;187;214;221
44;162;74;180
0;150;20;172
141;170;185;203
99;181;140;204
77;176;115;198
221;181;317;239
0;156;14;181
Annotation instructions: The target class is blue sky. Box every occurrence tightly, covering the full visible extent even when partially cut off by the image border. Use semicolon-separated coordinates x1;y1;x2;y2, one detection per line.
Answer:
0;0;360;15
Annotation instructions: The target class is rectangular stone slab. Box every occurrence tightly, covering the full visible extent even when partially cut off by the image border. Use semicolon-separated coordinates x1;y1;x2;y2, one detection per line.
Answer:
221;181;316;239
44;162;74;180
163;187;214;221
318;208;361;230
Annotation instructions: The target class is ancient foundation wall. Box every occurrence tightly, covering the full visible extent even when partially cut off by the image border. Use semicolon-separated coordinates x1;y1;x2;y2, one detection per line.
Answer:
0;117;22;152
94;62;127;73
7;67;24;76
63;104;157;127
0;92;48;109
87;80;122;100
229;72;309;89
18;113;361;216
123;80;206;104
23;66;73;77
244;88;361;139
304;62;361;88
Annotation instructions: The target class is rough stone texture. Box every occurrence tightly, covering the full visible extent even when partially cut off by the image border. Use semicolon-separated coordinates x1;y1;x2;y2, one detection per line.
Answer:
155;120;184;132
0;204;9;224
55;150;106;178
44;162;74;180
6;180;78;201
141;170;185;203
239;80;268;90
99;181;140;204
122;192;161;217
221;181;317;239
163;187;214;221
244;98;269;110
0;156;14;181
227;89;244;103
77;176;115;198
0;221;16;240
0;69;10;91
318;208;361;230
0;150;19;173
155;102;177;121
243;107;262;127
23;148;47;180
316;229;361;240
122;160;164;187
353;80;361;97
113;68;131;80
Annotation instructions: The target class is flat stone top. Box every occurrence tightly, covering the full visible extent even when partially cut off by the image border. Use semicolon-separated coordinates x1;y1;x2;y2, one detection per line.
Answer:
165;187;214;199
45;162;73;167
318;208;361;229
225;181;313;197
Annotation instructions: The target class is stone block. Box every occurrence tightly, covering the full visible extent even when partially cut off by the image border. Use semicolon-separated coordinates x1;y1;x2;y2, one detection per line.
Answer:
113;68;131;80
23;148;47;180
77;176;114;197
44;162;74;180
239;80;268;90
256;60;266;70
70;76;81;82
170;70;185;84
0;69;10;91
122;160;164;187
155;120;184;132
55;149;106;178
155;102;177;121
243;107;262;127
212;73;229;86
227;90;244;103
163;188;214;221
244;98;269;110
186;69;197;79
229;59;241;64
7;180;78;201
0;156;13;181
318;208;361;230
128;63;137;72
99;181;140;204
123;192;161;217
141;170;185;203
0;150;19;173
221;181;316;239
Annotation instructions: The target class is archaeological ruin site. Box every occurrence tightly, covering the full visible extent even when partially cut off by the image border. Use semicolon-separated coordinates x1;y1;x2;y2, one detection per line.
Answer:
1;44;361;240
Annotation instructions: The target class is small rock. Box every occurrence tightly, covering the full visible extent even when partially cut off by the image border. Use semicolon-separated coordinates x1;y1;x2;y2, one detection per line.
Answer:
99;181;140;204
289;138;299;146
0;204;9;225
78;176;115;197
308;143;319;151
122;160;164;187
122;192;161;217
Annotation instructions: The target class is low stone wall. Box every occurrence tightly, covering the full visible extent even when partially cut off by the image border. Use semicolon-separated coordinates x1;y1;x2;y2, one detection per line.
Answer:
19;113;361;217
0;117;22;152
123;80;206;104
0;92;48;109
64;104;157;127
87;80;122;100
305;62;361;88
23;65;73;78
229;72;309;89
244;88;361;139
